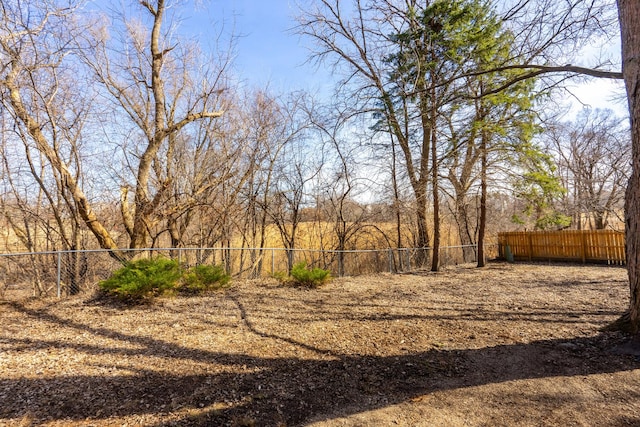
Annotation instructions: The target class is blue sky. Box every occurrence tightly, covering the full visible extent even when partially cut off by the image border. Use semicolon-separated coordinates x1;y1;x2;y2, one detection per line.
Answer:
183;0;626;117
95;0;626;118
180;0;332;94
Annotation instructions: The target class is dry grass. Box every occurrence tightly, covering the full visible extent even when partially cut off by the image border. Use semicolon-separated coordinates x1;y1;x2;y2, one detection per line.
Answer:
1;262;639;426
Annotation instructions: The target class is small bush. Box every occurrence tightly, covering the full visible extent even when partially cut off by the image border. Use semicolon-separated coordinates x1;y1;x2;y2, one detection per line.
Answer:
288;261;331;288
271;270;289;283
99;258;182;302
181;264;231;294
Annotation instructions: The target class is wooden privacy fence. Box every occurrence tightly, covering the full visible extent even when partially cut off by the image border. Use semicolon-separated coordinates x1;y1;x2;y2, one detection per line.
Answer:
498;230;625;265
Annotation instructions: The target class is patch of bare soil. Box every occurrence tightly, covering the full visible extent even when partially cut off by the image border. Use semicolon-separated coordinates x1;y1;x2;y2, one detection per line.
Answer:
1;262;639;426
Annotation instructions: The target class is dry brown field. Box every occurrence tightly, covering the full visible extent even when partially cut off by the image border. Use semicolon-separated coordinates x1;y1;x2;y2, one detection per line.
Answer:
1;262;639;426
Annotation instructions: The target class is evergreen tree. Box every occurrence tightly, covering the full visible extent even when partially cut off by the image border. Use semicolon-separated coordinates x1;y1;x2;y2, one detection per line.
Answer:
384;0;544;267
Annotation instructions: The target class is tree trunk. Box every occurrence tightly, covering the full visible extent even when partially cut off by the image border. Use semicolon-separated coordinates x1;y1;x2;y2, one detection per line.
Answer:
415;193;431;258
430;88;440;272
477;129;488;268
6;82;124;261
593;210;606;230
390;134;403;255
453;193;476;262
618;0;640;333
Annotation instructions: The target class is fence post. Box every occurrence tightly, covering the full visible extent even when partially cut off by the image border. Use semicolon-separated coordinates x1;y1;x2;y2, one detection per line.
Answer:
388;249;394;273
56;252;62;298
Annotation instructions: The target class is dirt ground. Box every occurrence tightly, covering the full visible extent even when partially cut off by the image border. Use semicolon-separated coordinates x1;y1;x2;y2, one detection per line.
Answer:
1;262;639;426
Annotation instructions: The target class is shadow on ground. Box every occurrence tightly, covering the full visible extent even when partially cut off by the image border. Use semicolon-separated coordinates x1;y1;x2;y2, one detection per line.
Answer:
1;296;639;426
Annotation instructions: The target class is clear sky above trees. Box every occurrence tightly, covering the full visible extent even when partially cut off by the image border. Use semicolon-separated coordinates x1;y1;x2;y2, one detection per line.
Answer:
169;0;627;115
173;0;334;93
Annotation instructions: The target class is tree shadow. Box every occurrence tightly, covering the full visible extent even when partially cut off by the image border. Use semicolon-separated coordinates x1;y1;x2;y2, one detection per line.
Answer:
228;290;623;326
2;298;638;426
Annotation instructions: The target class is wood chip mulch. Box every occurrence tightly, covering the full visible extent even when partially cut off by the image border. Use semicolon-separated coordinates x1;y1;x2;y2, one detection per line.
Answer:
1;262;639;426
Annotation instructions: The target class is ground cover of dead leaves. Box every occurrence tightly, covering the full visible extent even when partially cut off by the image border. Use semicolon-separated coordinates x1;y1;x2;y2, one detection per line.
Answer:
1;262;640;426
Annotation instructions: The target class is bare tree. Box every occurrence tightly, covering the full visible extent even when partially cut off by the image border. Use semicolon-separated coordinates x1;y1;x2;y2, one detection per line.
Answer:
297;0;436;261
0;90;94;293
86;0;226;250
233;90;314;274
157;105;237;250
547;109;629;230
268;141;321;272
0;0;127;260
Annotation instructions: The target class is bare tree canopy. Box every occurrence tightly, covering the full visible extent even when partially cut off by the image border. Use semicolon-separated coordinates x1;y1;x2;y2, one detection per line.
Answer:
2;0;640;336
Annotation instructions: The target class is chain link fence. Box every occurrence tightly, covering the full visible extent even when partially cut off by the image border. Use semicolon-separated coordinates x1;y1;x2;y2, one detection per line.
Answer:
0;244;497;300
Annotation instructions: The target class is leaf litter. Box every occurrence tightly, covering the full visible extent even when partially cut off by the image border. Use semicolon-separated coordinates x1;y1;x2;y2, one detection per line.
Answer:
1;262;639;426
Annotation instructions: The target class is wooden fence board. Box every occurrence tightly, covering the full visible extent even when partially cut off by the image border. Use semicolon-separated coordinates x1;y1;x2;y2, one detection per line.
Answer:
498;230;625;265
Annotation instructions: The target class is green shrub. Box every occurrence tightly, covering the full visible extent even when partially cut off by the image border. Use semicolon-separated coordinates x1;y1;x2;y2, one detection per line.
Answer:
99;258;183;302
181;264;231;294
271;270;289;283
288;261;331;288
